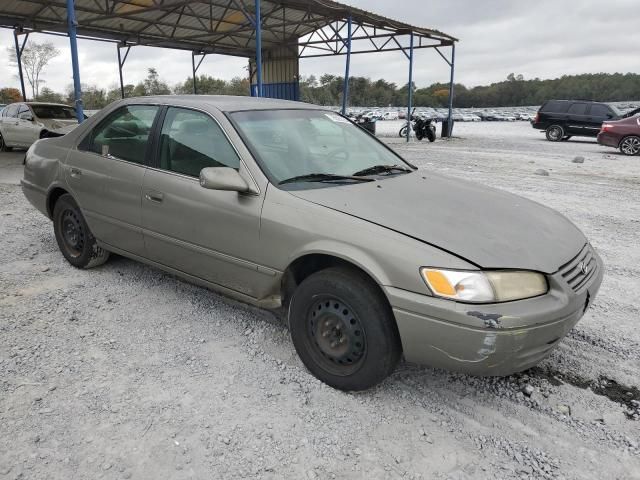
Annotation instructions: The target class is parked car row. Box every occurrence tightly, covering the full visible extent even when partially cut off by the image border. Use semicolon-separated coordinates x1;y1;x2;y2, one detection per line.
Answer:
531;99;640;155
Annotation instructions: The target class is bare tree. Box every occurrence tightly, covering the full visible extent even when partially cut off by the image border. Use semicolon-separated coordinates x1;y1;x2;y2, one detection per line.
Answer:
7;40;60;100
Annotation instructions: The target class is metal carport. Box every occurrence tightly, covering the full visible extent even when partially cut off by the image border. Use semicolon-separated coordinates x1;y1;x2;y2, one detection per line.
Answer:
0;0;458;138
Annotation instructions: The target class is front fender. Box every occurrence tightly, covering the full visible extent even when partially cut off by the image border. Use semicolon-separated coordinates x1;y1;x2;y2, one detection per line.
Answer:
259;186;476;296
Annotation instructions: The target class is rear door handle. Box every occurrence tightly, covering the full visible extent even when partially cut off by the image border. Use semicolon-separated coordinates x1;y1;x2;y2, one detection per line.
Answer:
145;191;164;203
70;167;82;177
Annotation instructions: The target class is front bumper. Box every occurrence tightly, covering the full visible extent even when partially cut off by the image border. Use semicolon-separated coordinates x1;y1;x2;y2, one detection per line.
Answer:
385;252;604;376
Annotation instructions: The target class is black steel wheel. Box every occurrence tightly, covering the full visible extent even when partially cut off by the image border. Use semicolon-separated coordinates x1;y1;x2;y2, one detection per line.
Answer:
545;125;564;142
53;194;110;269
307;296;367;376
289;267;402;391
619;136;640;156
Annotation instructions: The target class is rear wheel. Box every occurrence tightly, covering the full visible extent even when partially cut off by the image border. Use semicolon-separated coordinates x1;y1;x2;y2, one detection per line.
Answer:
0;131;12;152
545;125;564;142
619;136;640;156
53;194;110;269
288;267;402;391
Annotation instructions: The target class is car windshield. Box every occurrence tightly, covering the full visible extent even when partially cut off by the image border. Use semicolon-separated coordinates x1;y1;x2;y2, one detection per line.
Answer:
231;109;411;186
31;105;77;119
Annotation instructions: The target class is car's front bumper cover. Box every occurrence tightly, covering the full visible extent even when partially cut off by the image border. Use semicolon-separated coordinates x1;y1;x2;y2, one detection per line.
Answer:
385;252;604;376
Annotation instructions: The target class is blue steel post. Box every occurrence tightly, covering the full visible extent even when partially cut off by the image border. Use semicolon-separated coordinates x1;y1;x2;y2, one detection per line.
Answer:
13;30;28;101
446;43;456;137
406;32;414;142
341;15;352;115
255;0;263;97
66;0;84;122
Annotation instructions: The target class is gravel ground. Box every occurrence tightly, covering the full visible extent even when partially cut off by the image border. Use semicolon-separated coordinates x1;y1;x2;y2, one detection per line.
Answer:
1;122;639;479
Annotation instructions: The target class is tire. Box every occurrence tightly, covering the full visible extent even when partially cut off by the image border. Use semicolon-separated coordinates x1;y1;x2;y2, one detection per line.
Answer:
619;136;640;156
0;131;13;152
52;194;110;269
426;127;436;142
545;125;564;142
288;267;402;391
399;125;408;138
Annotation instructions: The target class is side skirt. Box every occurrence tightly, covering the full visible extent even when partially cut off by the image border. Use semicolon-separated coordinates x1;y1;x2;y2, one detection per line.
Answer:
98;241;282;310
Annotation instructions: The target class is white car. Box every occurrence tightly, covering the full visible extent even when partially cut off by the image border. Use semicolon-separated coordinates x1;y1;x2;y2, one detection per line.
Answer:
382;111;399;120
0;102;82;151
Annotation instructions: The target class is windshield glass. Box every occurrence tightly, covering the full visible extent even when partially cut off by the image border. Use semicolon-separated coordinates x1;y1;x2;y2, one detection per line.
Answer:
31;105;77;119
230;109;410;185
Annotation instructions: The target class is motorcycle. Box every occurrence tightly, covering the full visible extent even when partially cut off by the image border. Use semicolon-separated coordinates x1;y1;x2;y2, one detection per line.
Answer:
399;109;436;142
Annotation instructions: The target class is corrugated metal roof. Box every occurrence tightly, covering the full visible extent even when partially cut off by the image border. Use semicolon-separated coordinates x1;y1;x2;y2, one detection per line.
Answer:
0;0;457;57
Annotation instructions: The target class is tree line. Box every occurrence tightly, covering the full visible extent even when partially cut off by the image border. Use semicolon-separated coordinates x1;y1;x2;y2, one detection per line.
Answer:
3;40;639;109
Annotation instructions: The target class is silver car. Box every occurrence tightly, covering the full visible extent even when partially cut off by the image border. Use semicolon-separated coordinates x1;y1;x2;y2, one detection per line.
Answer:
0;102;82;151
21;96;603;390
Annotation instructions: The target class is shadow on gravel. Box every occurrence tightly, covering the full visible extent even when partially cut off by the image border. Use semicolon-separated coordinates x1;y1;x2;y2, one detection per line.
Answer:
530;366;640;419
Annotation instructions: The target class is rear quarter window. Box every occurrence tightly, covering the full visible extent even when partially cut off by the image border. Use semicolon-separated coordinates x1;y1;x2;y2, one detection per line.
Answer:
541;101;569;113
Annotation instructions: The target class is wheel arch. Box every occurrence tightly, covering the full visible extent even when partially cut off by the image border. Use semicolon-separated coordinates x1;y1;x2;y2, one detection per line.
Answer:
281;249;392;312
618;134;640;148
46;186;70;219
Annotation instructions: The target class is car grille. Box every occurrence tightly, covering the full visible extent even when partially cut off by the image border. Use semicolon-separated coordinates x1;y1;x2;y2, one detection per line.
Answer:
558;244;598;293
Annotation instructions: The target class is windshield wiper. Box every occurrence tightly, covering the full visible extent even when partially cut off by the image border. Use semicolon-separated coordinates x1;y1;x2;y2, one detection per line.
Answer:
279;173;375;185
352;164;412;177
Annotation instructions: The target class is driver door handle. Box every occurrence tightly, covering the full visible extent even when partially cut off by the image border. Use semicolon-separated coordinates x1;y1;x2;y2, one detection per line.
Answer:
145;191;164;203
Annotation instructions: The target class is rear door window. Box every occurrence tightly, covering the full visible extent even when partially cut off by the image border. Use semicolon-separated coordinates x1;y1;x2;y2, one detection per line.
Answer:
589;104;611;118
541;101;569;113
158;107;240;177
81;105;159;165
567;103;588;115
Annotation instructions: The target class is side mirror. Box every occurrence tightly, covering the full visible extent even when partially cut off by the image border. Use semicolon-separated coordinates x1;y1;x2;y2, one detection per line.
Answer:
199;167;249;193
19;112;33;121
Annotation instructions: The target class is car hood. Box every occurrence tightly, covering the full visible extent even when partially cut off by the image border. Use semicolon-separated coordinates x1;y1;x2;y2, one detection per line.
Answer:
39;118;78;133
289;172;586;273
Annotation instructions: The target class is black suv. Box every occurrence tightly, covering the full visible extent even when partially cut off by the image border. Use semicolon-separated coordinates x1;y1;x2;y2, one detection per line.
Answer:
532;100;621;141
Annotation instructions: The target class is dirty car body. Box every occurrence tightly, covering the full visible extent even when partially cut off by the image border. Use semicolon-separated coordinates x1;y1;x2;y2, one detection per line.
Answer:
21;96;604;389
0;102;80;150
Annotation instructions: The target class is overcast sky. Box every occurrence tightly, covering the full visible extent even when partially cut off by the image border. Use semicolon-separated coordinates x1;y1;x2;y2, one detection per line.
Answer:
1;0;639;94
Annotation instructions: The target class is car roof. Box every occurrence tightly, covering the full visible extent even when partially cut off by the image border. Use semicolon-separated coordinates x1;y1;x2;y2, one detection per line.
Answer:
25;102;73;107
120;95;325;113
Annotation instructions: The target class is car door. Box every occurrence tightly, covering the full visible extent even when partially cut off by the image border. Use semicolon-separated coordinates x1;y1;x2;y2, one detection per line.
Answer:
66;104;161;256
16;104;41;146
0;104;20;145
586;104;614;135
564;103;589;135
141;106;267;299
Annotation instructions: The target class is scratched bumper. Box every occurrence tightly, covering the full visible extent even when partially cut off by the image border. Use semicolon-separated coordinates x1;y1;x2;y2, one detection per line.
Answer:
384;257;604;376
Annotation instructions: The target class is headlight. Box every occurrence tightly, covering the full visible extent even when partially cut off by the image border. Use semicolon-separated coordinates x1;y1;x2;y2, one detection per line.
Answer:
420;268;547;303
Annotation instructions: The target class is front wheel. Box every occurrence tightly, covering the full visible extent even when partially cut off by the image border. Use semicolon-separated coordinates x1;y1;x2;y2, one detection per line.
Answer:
619;136;640;156
399;125;408;138
426;127;436;142
53;194;110;269
288;267;402;391
545;125;564;142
